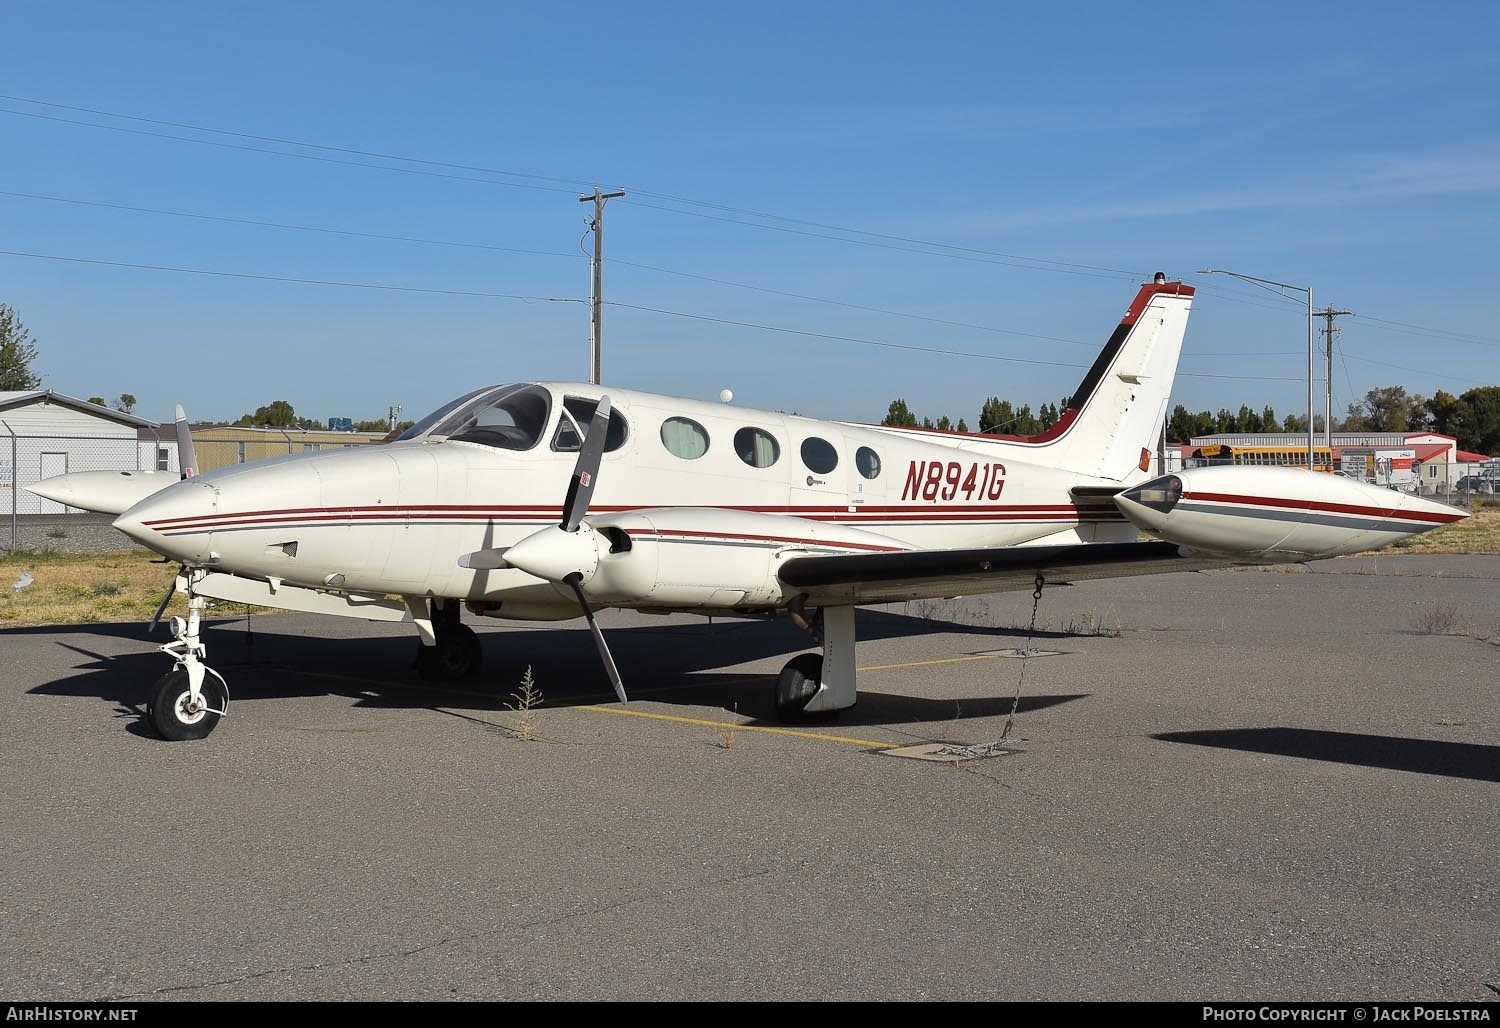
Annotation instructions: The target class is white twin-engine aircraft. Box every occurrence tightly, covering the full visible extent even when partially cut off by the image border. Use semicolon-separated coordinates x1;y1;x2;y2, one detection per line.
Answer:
30;275;1465;741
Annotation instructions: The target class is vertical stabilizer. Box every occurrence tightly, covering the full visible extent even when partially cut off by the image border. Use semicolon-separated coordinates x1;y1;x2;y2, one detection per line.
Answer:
979;276;1194;482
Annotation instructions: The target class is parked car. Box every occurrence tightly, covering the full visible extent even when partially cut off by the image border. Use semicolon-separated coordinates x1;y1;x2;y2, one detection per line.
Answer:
1456;475;1498;492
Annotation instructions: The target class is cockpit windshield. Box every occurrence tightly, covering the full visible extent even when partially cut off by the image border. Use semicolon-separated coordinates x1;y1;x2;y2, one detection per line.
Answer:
399;384;553;451
397;386;500;441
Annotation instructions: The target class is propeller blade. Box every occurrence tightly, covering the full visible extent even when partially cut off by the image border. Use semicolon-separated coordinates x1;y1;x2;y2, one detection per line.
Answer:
559;395;611;532
148;577;175;632
175;405;198;479
457;548;511;570
565;573;626;704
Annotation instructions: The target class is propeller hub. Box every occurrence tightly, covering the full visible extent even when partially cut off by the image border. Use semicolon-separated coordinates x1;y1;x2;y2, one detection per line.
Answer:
503;523;602;585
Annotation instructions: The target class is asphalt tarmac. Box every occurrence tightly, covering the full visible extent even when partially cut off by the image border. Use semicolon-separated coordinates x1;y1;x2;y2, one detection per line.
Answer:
1;555;1495;1001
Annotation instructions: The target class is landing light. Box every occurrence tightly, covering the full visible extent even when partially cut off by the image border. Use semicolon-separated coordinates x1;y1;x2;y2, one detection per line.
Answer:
1124;475;1183;513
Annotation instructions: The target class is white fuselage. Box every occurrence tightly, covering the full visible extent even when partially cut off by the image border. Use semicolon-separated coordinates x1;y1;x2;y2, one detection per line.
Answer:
112;384;1135;617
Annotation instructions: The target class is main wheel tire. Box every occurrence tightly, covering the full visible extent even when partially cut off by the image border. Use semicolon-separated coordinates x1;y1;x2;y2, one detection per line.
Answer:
147;668;226;741
416;624;483;681
774;653;824;723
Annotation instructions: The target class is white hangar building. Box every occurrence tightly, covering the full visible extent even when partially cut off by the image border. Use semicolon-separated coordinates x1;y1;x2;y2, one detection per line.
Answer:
0;390;171;515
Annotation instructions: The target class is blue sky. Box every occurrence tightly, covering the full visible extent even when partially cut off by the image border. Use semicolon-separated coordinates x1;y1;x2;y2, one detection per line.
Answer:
1;1;1497;430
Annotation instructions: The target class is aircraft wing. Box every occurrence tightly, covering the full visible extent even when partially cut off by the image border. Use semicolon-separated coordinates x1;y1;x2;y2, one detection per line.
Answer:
776;540;1235;606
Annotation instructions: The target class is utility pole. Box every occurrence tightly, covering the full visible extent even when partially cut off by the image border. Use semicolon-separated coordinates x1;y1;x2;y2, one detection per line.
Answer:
387;404;402;432
580;187;626;385
1318;307;1354;460
1200;269;1317;469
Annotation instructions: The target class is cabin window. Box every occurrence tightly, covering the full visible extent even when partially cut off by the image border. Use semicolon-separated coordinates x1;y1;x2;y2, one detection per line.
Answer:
551;396;629;453
855;446;882;479
660;417;709;460
734;427;780;469
800;437;839;474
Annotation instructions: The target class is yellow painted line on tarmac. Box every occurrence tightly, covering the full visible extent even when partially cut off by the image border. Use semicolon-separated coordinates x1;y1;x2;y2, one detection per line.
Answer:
858;653;1004;672
577;704;894;749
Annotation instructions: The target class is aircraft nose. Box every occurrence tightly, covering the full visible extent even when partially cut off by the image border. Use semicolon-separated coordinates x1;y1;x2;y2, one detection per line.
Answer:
114;479;219;563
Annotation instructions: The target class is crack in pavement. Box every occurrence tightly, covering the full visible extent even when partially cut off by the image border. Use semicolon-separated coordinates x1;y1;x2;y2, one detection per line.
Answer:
96;857;816;1001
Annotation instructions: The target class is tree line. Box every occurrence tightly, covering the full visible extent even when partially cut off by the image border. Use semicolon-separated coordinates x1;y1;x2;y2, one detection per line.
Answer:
883;384;1500;456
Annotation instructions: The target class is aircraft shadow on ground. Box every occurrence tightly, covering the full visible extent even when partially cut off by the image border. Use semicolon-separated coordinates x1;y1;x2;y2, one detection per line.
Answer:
1155;727;1500;784
24;608;1090;731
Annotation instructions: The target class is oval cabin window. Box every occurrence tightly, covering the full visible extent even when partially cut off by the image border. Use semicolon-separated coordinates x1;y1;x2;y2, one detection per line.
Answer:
800;437;839;475
734;427;781;469
660;417;710;460
855;446;882;479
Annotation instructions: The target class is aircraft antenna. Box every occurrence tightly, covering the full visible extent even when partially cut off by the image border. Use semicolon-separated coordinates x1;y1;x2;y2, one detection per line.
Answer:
580;187;626;384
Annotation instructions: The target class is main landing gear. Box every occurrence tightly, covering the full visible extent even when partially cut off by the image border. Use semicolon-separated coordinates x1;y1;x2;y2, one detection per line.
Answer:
148;571;229;741
774;601;857;723
412;598;483;682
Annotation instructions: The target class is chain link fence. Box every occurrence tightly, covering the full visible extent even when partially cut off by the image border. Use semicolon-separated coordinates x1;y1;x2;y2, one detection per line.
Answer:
1;428;165;552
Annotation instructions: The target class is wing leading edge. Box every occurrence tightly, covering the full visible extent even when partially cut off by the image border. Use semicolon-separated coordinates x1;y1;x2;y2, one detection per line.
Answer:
776;540;1236;606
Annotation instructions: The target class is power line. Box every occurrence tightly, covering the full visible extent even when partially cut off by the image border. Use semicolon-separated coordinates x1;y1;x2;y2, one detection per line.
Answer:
1354;313;1500;348
0;106;580;195
0;92;1151;281
0;249;585;304
6;92;1496;356
0;189;582;259
0;93;601;191
604;299;1302;381
0;245;1305;382
608;257;1098;348
0;186;1098;349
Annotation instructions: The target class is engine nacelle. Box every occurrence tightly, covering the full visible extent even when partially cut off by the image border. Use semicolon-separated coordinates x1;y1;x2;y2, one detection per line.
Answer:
1114;466;1466;561
582;507;912;610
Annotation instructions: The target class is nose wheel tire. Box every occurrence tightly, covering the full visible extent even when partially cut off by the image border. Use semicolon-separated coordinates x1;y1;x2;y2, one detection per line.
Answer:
416;624;484;681
774;653;827;723
147;668;227;741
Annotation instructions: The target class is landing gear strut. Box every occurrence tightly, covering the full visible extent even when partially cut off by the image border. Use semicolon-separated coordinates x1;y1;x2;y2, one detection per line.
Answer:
774;601;857;723
148;570;229;741
414;598;483;681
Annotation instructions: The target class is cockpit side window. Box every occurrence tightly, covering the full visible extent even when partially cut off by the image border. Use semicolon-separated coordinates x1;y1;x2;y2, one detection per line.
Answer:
442;386;552;450
551;396;629;453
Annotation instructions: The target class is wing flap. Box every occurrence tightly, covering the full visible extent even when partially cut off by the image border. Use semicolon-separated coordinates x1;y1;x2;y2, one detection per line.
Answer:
777;540;1234;606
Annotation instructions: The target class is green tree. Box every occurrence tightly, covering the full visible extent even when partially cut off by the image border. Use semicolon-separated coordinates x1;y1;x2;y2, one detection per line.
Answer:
935;415;952;432
114;393;137;415
1345;385;1421;433
979;396;1014;433
956;418;969;433
1450;386;1500;454
1261;406;1277;433
881;398;919;427
0;304;42;390
86;396;106;407
235;399;298;427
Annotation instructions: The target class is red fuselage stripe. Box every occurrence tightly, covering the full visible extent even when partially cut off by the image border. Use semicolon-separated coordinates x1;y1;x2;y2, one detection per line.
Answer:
1187;490;1465;525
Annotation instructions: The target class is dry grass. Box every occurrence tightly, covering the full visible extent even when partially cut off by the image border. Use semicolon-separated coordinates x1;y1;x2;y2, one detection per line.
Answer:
506;665;543;741
1413;602;1463;636
0;549;188;627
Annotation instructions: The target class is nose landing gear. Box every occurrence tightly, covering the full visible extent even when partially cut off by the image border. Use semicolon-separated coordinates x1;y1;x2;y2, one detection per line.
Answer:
148;570;229;740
